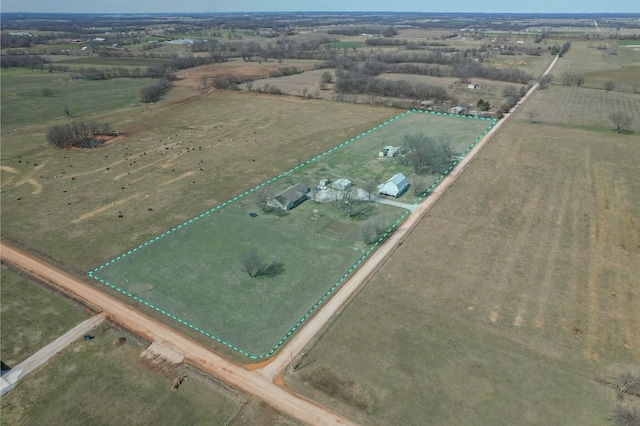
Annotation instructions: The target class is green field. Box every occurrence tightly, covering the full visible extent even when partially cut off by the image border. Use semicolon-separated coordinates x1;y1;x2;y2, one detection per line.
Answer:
89;111;493;357
329;41;367;49
1;72;155;129
0;326;300;426
0;265;89;366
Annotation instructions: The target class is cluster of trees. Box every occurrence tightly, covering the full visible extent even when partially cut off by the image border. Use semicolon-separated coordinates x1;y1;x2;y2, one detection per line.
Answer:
327;25;397;37
361;214;389;244
551;41;571;57
46;120;113;148
1;55;49;69
452;58;532;84
139;78;172;103
191;37;337;62
402;133;455;175
561;70;585;87
334;69;449;102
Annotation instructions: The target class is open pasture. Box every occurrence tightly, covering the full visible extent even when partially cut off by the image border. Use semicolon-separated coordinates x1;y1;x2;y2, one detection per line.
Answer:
0;264;89;366
525;85;640;131
1;72;155;129
1;91;397;273
89;110;493;357
287;116;640;425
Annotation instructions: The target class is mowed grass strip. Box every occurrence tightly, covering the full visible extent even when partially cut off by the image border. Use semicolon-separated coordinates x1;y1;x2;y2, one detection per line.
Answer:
286;119;640;424
91;111;492;356
0;264;89;366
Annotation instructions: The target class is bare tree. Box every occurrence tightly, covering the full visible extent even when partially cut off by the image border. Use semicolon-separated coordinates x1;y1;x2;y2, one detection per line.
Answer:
616;371;640;400
526;109;537;123
538;74;553;89
611;405;639;426
254;187;273;213
364;179;378;201
609;111;633;133
361;214;388;244
605;80;616;93
240;248;284;278
410;176;429;196
240;248;264;278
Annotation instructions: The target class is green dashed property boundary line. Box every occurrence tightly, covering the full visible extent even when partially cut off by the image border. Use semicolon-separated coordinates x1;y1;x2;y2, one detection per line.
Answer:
89;109;496;359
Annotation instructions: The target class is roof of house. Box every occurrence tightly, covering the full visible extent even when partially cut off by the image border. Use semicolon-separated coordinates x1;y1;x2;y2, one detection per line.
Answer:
274;182;308;205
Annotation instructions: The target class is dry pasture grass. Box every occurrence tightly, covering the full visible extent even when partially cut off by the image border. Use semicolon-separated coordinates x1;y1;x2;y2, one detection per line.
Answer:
301;364;372;411
1;90;397;272
524;85;640;131
287;116;640;424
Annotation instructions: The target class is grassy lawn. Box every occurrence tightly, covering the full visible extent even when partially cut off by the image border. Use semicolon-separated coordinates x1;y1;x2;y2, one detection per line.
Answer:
0;265;89;366
0;326;300;426
89;110;492;357
286;118;640;425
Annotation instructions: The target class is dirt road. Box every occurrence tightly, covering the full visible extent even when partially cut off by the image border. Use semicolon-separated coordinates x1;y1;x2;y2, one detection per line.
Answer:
0;243;356;426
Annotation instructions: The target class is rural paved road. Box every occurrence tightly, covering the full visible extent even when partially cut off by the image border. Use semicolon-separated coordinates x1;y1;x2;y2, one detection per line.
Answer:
1;313;106;396
1;54;559;424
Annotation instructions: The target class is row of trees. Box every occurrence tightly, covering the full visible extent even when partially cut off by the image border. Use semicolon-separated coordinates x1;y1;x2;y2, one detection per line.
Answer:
334;69;449;102
0;55;48;69
139;78;172;103
46;120;113;148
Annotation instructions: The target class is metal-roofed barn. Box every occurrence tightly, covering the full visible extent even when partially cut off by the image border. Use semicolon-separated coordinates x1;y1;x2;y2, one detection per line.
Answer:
378;173;409;198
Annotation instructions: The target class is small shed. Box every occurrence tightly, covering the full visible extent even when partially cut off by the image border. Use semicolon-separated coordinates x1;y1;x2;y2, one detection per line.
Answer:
378;173;409;198
332;179;352;191
267;182;309;211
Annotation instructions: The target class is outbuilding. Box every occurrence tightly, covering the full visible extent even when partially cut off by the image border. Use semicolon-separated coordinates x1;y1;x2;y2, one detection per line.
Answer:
332;178;352;191
378;173;409;198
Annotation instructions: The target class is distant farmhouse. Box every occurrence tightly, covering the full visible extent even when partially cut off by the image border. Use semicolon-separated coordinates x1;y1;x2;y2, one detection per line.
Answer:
267;183;309;211
378;173;409;198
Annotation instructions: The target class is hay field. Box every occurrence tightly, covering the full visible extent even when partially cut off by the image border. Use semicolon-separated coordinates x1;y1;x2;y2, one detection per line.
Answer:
286;92;640;423
525;86;640;131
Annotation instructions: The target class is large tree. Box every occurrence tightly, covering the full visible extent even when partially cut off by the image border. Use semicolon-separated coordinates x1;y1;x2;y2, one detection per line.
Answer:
609;111;633;133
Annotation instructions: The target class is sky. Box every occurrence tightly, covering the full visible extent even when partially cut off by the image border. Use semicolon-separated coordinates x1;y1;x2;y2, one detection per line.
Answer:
1;0;638;14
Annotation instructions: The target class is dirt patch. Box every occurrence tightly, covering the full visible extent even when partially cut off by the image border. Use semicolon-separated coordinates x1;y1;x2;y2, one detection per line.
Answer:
140;341;184;374
302;364;371;411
